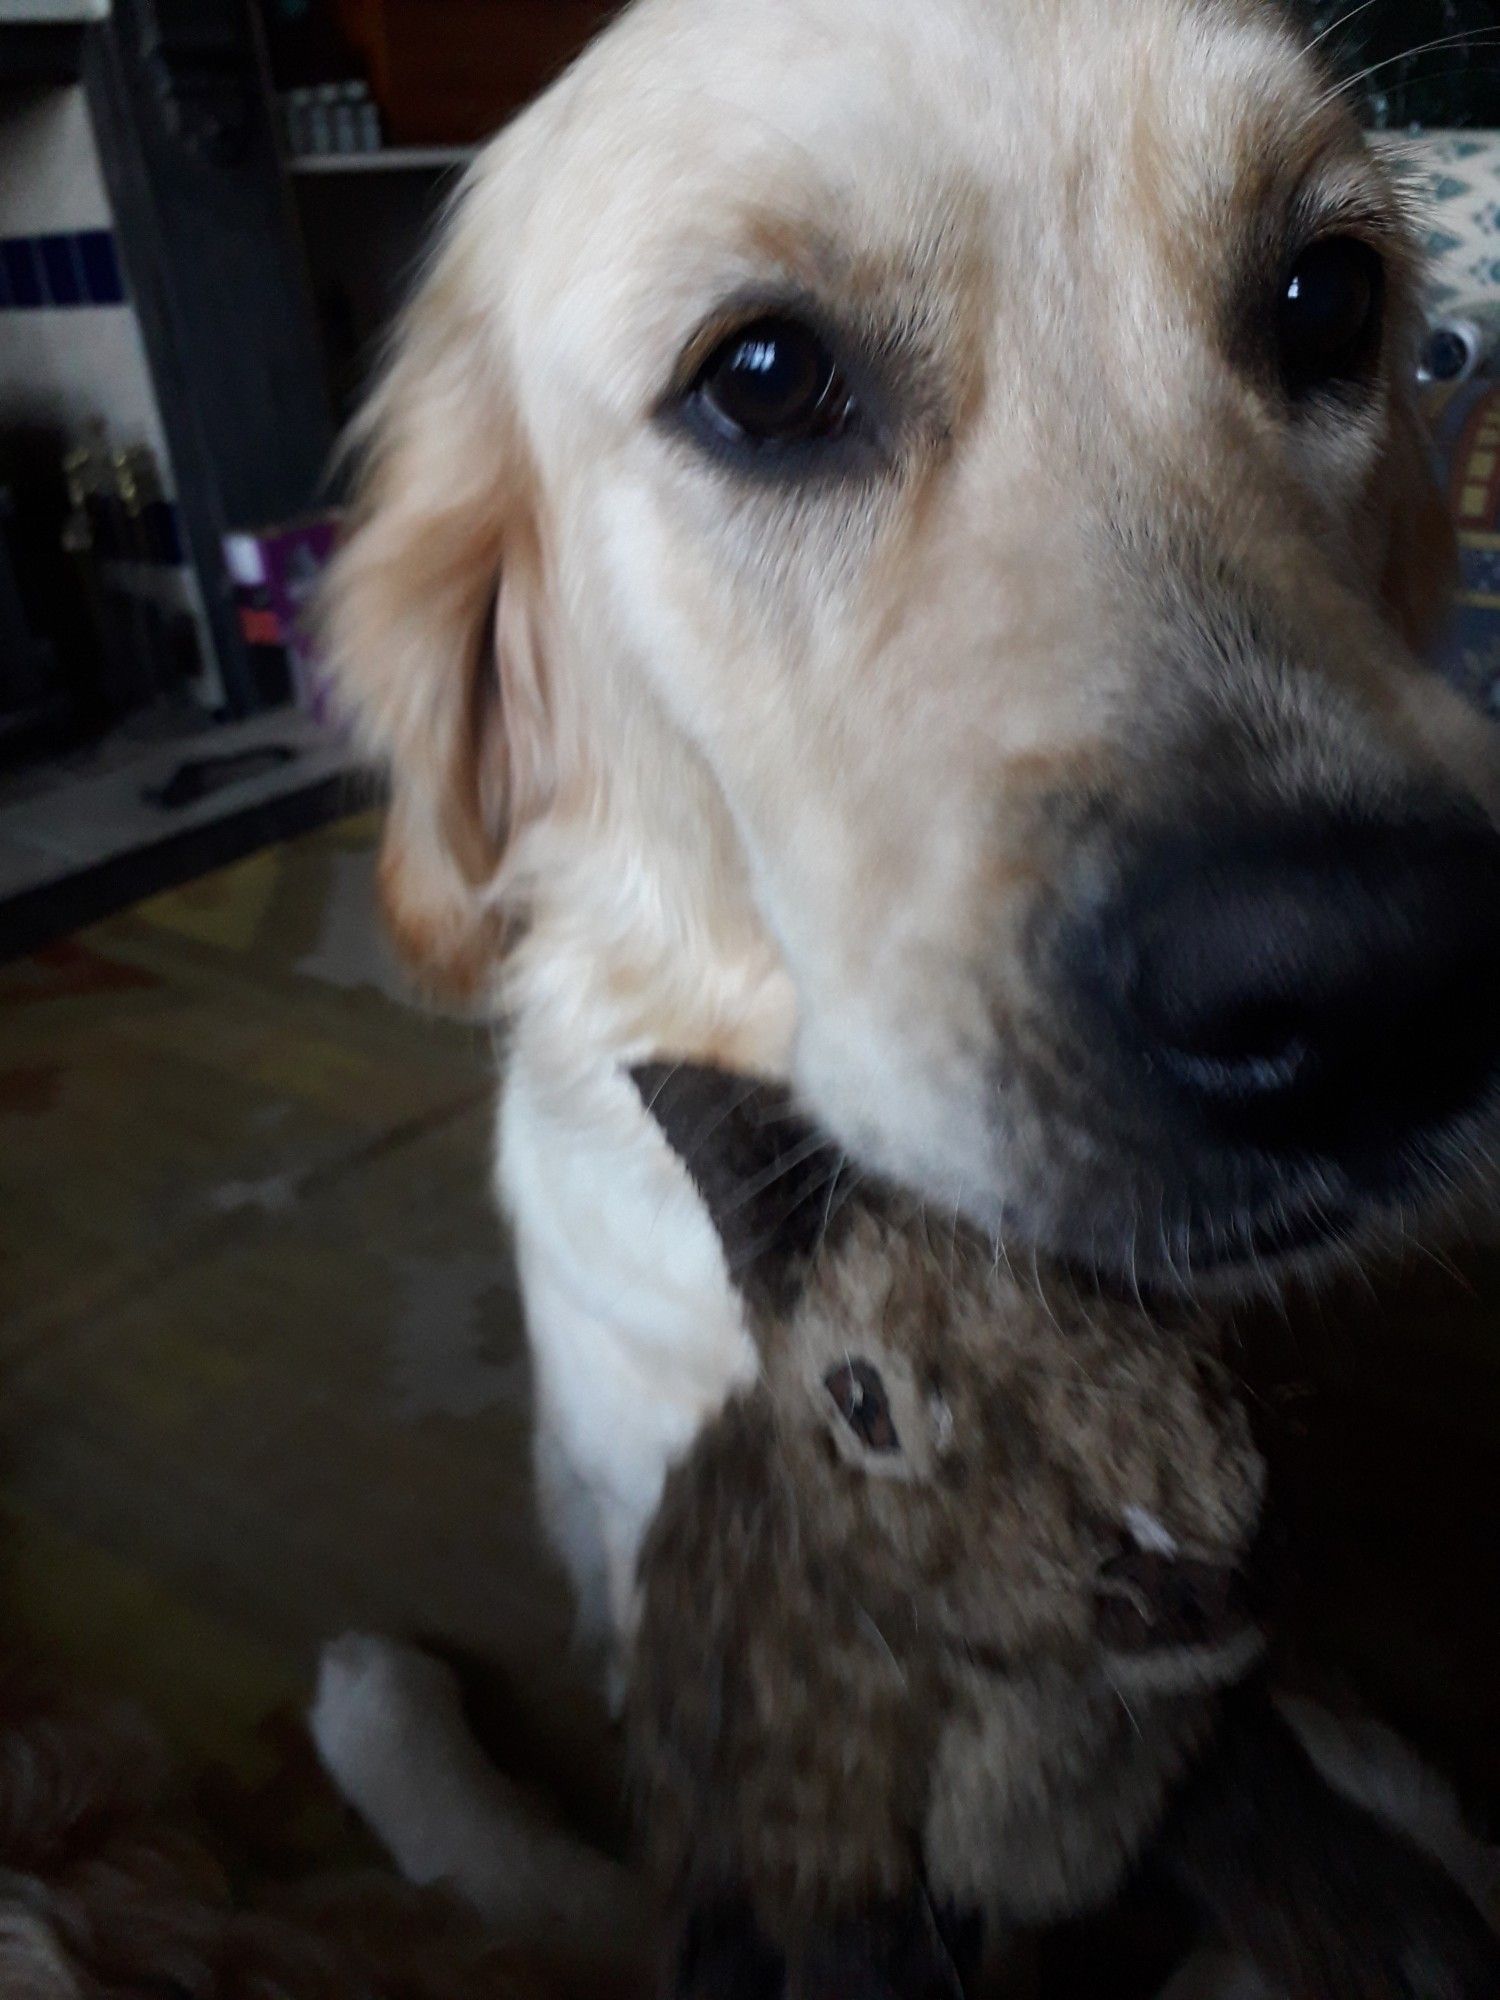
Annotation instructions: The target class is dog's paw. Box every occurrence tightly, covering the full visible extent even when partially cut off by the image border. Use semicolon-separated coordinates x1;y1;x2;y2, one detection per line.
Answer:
309;1631;464;1811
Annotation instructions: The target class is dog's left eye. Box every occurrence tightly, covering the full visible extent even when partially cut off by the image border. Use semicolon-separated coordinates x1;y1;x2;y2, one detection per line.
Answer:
1277;237;1384;402
689;316;856;447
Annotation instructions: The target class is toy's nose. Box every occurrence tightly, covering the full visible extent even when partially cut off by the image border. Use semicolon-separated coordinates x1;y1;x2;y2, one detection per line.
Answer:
1095;1546;1252;1654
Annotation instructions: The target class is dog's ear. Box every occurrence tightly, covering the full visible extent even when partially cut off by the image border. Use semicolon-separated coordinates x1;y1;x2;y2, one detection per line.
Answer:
631;1063;857;1309
321;144;559;1003
1379;384;1459;658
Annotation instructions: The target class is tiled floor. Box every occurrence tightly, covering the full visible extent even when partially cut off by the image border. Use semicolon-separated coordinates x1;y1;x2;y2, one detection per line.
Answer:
0;813;618;1876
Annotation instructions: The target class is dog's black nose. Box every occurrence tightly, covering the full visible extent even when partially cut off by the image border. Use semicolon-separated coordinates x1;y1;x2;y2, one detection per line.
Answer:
1095;814;1500;1155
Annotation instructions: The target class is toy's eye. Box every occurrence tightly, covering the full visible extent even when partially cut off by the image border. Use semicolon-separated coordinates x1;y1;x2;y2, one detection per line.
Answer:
824;1359;900;1453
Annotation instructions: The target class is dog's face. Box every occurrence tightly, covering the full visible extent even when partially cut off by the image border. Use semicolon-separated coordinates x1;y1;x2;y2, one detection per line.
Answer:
329;0;1500;1289
634;1062;1266;1691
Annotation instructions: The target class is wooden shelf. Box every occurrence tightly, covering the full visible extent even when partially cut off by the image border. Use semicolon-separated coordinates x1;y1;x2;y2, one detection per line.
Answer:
288;145;477;176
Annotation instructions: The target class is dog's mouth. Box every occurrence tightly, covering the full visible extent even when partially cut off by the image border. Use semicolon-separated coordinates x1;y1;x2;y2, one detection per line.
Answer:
1061;1238;1324;1309
1013;1113;1489;1301
995;997;1500;1297
1154;1191;1364;1281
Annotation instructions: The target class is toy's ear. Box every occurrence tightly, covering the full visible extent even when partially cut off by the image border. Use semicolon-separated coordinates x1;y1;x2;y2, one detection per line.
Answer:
631;1062;857;1307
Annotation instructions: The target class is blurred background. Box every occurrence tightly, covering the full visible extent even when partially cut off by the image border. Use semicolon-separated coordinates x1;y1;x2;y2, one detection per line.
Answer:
0;0;1493;950
0;0;620;955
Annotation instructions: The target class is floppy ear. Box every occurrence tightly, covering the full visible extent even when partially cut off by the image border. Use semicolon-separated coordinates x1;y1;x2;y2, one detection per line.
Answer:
631;1063;857;1307
321;159;557;1002
1379;387;1459;658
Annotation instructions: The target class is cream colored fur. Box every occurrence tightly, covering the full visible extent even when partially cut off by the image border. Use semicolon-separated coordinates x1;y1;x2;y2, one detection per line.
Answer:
323;0;1496;1679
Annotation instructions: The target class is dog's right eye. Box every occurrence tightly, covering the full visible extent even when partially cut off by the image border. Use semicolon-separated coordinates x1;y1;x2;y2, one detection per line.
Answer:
688;316;856;448
1277;236;1384;403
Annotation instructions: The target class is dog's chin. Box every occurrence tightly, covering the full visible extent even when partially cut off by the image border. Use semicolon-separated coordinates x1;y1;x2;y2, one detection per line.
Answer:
1023;1208;1361;1308
1025;1211;1390;1310
800;1039;1497;1303
1145;1201;1370;1295
1005;1140;1491;1305
966;1042;1500;1300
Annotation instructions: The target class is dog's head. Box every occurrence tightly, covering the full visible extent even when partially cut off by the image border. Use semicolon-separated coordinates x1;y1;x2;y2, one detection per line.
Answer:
327;0;1500;1289
633;1060;1266;1689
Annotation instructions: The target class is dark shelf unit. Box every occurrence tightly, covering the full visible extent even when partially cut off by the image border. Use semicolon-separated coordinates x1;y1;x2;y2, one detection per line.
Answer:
1294;3;1500;130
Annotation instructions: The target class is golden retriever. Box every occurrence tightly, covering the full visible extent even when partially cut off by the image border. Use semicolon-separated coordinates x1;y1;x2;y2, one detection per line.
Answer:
322;0;1500;1693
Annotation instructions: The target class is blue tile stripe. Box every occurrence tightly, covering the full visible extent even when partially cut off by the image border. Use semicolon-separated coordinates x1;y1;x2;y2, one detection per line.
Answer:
1;238;43;309
76;229;124;305
0;229;126;309
38;233;83;306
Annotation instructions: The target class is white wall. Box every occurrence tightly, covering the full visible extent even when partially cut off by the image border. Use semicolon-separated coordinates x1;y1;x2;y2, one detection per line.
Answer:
0;83;167;455
0;78;220;702
0;5;109;19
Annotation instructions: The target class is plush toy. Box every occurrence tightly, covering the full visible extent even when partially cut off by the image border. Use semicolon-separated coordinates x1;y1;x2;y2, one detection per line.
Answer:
627;1063;1500;1999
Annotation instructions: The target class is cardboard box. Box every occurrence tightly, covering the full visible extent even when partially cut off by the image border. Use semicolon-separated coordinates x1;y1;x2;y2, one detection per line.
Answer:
223;515;342;720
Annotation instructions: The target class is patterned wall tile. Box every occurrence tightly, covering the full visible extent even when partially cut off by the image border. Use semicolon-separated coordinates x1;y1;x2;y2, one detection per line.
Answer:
1427;379;1500;712
1401;130;1500;308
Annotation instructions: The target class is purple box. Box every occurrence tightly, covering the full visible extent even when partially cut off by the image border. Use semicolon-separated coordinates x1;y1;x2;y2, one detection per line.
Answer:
224;515;342;720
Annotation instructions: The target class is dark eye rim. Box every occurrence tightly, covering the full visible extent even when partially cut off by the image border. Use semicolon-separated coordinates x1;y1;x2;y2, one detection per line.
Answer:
1275;232;1387;407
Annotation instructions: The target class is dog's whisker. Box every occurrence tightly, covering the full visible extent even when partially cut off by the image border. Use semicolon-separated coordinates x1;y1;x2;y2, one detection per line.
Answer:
1312;27;1500;113
693;1132;839;1221
636;1060;685;1116
679;1077;793;1168
814;1148;854;1258
1300;0;1384;62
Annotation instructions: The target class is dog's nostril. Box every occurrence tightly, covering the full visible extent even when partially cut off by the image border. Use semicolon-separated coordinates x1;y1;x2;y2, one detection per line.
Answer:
1145;996;1316;1104
1094;813;1500;1157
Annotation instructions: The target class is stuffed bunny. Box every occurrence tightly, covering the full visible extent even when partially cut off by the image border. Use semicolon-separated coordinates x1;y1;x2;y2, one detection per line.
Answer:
627;1063;1500;2000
